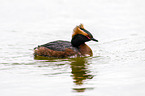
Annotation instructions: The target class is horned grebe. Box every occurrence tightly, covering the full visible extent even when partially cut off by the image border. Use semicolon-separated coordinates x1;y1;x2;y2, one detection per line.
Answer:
34;24;98;58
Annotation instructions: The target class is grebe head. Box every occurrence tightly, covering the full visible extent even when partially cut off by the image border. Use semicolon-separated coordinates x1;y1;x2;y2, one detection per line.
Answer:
71;24;98;47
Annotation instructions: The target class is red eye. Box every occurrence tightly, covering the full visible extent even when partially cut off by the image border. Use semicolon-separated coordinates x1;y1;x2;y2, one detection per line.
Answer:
86;36;90;39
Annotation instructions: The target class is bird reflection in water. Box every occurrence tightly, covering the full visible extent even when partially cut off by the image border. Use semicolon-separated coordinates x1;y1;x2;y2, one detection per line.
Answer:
70;57;94;92
34;56;94;93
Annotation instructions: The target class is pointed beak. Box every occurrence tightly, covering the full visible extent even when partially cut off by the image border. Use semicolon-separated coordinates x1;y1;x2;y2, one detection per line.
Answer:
91;38;98;42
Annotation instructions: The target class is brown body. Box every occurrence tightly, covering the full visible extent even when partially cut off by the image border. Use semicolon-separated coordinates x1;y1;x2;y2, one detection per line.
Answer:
34;43;92;58
78;44;93;56
34;47;81;58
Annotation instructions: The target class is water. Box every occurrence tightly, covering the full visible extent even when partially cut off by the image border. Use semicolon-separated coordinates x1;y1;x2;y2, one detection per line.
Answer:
0;0;145;96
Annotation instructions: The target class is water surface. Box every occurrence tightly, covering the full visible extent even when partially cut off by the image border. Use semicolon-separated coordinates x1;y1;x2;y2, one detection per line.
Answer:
0;0;145;96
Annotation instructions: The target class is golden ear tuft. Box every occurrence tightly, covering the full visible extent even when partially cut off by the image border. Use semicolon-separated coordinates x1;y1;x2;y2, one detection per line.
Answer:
79;24;84;29
72;24;87;37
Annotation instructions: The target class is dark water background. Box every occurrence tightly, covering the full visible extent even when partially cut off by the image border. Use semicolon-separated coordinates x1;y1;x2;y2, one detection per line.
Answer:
0;0;145;96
